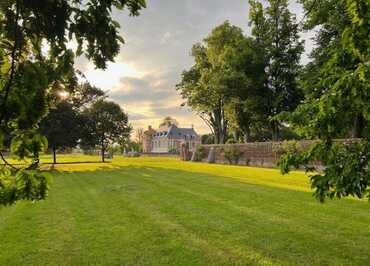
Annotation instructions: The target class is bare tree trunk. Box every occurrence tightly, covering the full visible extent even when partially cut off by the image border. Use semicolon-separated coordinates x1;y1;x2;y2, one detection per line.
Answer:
101;146;105;163
53;146;57;164
101;137;105;163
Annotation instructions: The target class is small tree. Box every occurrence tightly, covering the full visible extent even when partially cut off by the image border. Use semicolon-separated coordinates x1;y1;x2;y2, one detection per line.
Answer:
40;102;80;164
82;100;131;162
40;83;106;164
135;128;144;144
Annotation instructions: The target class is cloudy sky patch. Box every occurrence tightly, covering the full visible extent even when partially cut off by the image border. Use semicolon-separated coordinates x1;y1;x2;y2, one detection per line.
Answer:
74;0;313;134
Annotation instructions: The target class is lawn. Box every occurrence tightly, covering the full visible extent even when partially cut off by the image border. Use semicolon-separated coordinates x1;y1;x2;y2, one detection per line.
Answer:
0;156;369;265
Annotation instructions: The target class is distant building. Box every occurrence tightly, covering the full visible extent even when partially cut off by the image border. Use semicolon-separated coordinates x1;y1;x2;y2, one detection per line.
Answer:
143;123;201;153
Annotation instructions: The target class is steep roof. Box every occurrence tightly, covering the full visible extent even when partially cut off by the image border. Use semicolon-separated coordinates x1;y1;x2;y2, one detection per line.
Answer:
152;125;199;139
167;125;199;138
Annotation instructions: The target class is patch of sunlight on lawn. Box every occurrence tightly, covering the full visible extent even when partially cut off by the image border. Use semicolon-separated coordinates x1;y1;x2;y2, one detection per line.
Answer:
44;154;311;193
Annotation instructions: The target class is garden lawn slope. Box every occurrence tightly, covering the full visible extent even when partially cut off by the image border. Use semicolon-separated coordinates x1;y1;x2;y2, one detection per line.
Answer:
0;156;369;265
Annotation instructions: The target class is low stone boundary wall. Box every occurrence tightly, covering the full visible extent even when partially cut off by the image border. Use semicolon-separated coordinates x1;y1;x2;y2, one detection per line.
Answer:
200;142;280;167
141;152;179;158
199;139;360;168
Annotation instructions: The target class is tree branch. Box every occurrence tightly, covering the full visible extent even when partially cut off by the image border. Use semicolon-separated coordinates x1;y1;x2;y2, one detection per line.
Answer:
0;151;19;170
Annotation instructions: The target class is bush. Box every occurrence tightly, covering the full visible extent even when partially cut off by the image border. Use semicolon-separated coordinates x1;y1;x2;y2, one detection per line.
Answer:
192;145;206;161
223;145;243;165
273;140;301;155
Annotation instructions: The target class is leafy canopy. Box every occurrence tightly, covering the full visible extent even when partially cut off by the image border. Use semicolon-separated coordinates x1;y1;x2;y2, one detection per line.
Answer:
278;0;370;202
81;99;131;162
0;0;146;205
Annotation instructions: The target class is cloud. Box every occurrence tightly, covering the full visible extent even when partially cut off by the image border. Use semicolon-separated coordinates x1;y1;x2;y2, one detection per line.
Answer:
79;0;314;135
128;112;148;120
160;32;172;44
109;74;177;103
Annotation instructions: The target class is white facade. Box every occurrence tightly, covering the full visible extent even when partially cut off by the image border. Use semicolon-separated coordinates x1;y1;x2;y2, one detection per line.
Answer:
145;125;201;153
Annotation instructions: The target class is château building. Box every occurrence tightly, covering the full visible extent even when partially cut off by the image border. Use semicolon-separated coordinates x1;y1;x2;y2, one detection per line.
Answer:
143;122;201;153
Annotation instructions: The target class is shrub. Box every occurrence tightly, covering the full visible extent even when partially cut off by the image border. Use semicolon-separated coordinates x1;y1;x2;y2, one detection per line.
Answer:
223;145;243;165
273;140;301;155
169;147;179;154
192;145;206;161
273;141;301;171
226;138;237;144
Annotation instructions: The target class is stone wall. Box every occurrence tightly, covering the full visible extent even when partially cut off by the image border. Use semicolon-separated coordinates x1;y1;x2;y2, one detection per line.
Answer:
200;142;280;167
141;152;179;158
199;139;360;168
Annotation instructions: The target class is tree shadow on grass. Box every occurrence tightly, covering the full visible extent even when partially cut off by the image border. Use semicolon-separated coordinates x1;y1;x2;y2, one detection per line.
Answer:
46;161;105;165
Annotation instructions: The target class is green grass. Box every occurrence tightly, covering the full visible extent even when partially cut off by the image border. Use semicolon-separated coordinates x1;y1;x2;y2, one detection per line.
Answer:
1;156;369;265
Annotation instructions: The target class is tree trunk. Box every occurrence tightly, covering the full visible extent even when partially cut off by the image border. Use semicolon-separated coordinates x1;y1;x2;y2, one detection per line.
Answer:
101;146;105;163
101;140;105;163
53;146;57;164
351;114;364;138
233;130;239;142
101;145;105;163
243;128;251;143
271;121;279;141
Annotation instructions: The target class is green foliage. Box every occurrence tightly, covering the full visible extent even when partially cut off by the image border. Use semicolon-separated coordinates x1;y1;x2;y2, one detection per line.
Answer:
226;138;237;144
279;0;370;201
125;140;143;153
0;168;51;206
81;99;131;162
249;0;304;140
168;147;179;154
40;101;81;159
201;134;215;144
222;145;244;165
39;83;106;163
192;145;206;161
279;140;370;202
177;21;248;144
0;0;145;205
276;140;306;174
10;132;48;163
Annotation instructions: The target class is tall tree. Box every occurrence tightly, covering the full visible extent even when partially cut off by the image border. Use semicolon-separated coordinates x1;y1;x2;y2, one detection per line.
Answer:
177;21;247;144
0;0;146;205
81;99;131;162
249;0;304;140
279;0;370;201
223;37;269;142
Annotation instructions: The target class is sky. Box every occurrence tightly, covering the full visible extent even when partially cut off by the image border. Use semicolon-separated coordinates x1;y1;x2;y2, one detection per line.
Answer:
75;0;314;135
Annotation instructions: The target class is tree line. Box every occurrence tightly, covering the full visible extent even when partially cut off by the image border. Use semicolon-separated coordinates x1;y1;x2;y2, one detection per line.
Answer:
177;0;370;201
39;82;131;164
